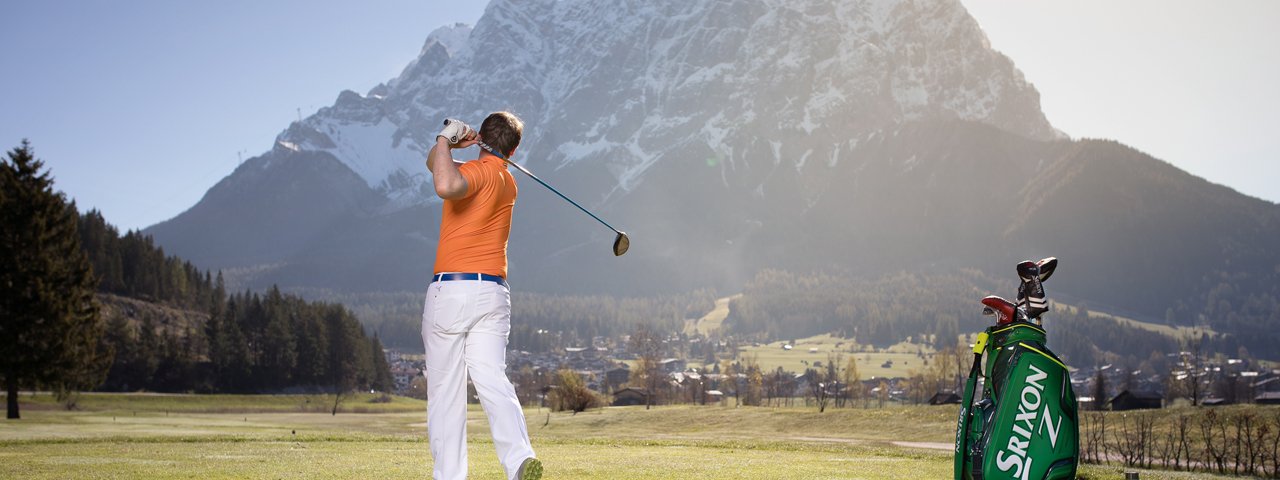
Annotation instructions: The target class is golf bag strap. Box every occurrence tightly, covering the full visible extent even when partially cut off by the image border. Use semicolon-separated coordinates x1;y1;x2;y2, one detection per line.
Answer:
973;331;989;355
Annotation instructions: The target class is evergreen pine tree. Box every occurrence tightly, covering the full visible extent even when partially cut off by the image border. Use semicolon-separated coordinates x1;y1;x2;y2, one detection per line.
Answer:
100;313;135;391
260;286;297;390
369;334;393;392
1;141;108;419
208;295;251;392
294;311;328;387
325;306;361;414
132;316;161;387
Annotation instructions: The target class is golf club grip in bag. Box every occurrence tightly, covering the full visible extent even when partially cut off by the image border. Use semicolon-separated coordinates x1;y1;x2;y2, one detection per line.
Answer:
955;322;1078;480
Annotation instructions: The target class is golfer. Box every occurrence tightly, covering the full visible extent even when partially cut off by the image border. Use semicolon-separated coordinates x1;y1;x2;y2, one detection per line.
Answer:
422;112;541;480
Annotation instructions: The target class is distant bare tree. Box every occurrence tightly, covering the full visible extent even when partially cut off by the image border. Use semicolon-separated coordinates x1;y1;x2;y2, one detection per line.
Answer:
1113;413;1154;468
1201;409;1229;473
1155;419;1175;470
1082;411;1107;465
780;368;799;407
629;327;664;410
1269;410;1280;477
825;352;842;408
762;365;798;407
804;367;831;412
1235;411;1266;476
925;344;959;396
1234;412;1247;475
1174;414;1193;471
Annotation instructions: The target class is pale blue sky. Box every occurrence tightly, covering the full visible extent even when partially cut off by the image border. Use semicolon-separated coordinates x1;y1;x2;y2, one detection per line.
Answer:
2;1;1276;232
1;1;488;231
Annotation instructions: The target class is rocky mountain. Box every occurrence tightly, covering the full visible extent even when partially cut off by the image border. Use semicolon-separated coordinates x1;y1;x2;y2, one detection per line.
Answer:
147;0;1280;344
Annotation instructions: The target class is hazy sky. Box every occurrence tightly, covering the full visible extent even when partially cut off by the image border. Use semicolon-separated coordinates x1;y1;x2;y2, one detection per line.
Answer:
2;1;1276;232
964;0;1280;206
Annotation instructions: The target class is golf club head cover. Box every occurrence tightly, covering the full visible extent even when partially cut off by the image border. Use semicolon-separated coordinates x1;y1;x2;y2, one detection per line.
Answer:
1036;257;1058;282
1016;259;1049;320
981;295;1019;326
438;119;473;146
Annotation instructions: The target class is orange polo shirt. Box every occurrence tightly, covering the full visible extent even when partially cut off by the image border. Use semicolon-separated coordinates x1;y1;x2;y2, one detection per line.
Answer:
432;155;518;278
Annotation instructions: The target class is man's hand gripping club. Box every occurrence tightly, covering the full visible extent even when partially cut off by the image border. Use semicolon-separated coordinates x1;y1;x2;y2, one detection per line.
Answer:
427;119;478;199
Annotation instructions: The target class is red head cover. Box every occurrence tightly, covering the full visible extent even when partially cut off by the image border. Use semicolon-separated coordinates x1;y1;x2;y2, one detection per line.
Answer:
981;295;1018;325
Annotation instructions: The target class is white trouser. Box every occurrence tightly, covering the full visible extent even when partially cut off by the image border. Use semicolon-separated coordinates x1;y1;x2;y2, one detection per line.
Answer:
422;278;534;480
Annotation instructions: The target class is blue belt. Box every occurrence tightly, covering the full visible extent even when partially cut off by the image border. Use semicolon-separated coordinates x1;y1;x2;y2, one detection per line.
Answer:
432;273;508;288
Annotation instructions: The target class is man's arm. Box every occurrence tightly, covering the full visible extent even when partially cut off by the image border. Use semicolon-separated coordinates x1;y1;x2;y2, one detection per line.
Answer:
427;124;478;199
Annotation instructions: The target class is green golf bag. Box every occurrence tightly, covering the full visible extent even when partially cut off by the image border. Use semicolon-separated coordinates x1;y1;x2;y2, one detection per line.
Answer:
954;259;1078;480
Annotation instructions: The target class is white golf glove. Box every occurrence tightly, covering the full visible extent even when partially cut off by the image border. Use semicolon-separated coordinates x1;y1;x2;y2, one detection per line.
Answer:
437;119;474;146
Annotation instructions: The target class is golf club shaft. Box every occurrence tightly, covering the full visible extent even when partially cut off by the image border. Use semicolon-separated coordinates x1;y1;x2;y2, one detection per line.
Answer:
503;159;621;234
473;137;622;234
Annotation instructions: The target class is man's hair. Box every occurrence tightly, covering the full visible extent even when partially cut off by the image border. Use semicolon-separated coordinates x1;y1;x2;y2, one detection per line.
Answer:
480;111;523;158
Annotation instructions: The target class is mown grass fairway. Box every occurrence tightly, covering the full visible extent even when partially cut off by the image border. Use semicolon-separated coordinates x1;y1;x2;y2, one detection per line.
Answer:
0;393;1237;479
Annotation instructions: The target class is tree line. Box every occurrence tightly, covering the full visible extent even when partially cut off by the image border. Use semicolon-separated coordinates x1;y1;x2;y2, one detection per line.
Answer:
314;288;716;353
1174;270;1280;360
77;210;221;312
98;284;393;396
2;141;391;418
77;211;395;395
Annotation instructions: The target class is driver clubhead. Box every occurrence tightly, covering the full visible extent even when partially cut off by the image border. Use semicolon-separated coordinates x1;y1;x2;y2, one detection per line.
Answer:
1016;261;1040;283
1036;257;1058;282
1016;257;1058;283
613;232;630;256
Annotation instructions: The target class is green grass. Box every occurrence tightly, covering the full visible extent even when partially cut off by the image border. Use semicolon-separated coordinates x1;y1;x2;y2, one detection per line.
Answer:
0;394;1250;479
0;436;1229;480
0;436;959;480
737;334;935;379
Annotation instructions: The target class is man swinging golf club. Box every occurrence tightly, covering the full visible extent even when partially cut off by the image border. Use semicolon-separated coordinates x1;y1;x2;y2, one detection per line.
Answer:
422;112;541;480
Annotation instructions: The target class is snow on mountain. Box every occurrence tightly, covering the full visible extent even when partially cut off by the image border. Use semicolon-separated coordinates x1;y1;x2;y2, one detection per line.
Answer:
424;22;472;57
275;0;1056;212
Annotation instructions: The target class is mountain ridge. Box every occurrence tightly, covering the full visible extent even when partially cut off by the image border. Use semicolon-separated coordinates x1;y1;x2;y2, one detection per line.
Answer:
144;0;1279;354
267;0;1058;210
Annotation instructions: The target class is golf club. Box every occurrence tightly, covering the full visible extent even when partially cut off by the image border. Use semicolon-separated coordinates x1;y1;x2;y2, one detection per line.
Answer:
443;120;630;256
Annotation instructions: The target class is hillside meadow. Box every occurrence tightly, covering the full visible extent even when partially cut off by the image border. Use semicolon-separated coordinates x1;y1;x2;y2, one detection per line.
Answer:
0;392;1244;479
